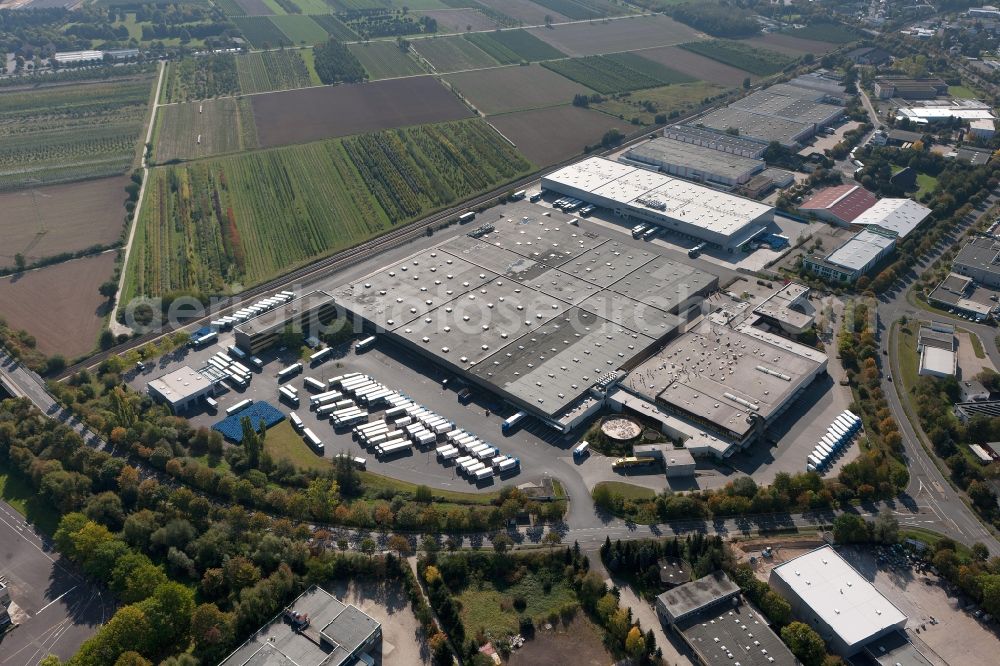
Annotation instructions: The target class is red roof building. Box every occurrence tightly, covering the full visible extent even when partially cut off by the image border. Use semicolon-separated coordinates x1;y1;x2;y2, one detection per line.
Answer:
799;184;877;226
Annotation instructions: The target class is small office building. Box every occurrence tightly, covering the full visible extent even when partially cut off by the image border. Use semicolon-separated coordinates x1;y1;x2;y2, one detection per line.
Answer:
147;366;215;413
233;290;337;355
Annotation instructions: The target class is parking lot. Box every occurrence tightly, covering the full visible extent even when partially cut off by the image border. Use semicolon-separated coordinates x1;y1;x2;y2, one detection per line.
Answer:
0;501;114;666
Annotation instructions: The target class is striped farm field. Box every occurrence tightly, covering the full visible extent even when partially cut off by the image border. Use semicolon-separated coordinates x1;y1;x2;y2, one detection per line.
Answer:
412;35;500;72
270;15;328;45
541;53;687;94
234;16;289;48
124;119;532;300
153;97;258;163
464;29;564;64
348;41;424;79
235;49;315;93
309;13;358;40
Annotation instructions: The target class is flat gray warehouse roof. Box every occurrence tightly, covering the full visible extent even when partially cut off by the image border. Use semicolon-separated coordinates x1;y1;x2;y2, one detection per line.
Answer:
624;319;826;439
624;137;764;183
694;108;813;147
334;203;717;420
662;124;768;157
679;604;796;666
657;571;740;623
730;89;844;126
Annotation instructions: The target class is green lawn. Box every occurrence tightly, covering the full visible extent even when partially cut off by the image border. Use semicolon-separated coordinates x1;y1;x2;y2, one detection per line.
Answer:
457;573;578;636
948;85;979;99
916;173;938;198
265;420;328;471
0;461;61;535
901;527;973;559
593;480;656;501
263;420;501;505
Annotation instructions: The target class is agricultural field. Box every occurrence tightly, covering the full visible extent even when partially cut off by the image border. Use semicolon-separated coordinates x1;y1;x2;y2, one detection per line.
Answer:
235;49;316;93
541;52;691;94
125;118;532;299
234;15;290;48
270;14;329;44
444;63;594;114
528;14;699;57
411;35;499;72
0;75;153;191
214;0;247;15
289;0;329;12
741;33;837;57
418;8;499;33
251;75;472;148
636;44;751;85
233;0;273;14
591;81;727;125
679;39;794;77
476;0;567;24
310;13;359;40
0;251;116;358
153;98;258;163
163;54;239;102
348;41;425;79
488;104;625;166
530;0;630;20
1;177;129;269
465;29;565;63
781;21;861;44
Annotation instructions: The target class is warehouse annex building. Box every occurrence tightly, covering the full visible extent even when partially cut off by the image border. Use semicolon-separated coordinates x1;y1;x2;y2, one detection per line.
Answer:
769;546;907;656
798;184;878;226
655;571;796;666
234;290;337;354
621;317;827;452
622;137;765;188
220;585;380;666
333;202;718;432
541;157;775;251
147;366;215;413
804;227;897;283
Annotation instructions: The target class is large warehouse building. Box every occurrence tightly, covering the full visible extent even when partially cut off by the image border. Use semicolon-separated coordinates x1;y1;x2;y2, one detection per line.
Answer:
661;125;768;158
622;137;765;187
541;157;775;251
693;108;814;148
620;318;827;450
333;202;718;431
769;546;907;656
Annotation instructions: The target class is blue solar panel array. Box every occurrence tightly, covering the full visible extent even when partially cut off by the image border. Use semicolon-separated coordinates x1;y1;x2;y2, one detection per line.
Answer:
213;402;285;442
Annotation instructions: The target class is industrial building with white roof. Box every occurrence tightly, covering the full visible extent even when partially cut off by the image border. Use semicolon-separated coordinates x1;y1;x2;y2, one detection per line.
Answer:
332;201;718;430
849;198;931;239
693;108;815;148
661;125;769;158
147;366;215;413
540;157;775;250
769;545;907;656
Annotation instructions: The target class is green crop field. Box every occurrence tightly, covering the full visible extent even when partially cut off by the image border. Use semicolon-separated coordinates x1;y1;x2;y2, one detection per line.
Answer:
214;0;246;15
349;41;424;79
153;97;258;163
591;81;726;124
124;119;532;300
412;35;500;72
290;0;328;12
541;53;685;94
309;13;359;40
531;0;629;20
0;75;154;191
465;29;564;63
782;21;861;44
604;51;695;84
270;14;329;44
679;39;793;77
163;54;240;102
234;16;291;48
236;49;314;93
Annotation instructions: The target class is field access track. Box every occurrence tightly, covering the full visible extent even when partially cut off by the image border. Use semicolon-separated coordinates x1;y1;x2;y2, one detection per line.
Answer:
251;76;473;148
